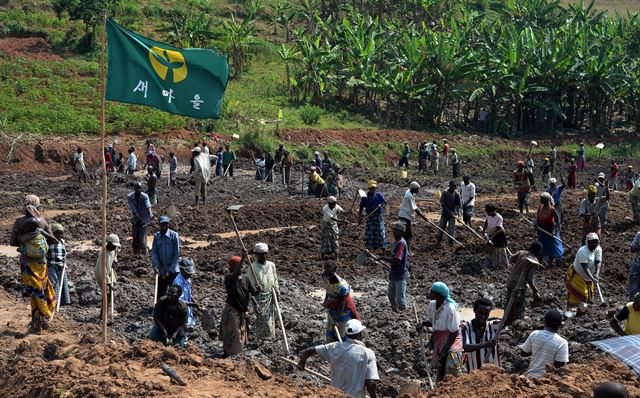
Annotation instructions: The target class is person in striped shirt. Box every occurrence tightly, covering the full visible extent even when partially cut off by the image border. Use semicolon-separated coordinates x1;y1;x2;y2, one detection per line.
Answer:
460;297;500;372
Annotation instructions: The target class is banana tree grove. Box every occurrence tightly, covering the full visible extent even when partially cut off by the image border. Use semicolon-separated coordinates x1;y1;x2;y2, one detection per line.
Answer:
284;0;640;135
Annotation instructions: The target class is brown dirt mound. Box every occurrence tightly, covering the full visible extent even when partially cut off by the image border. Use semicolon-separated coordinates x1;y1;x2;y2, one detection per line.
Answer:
430;357;640;397
0;290;345;398
0;37;63;62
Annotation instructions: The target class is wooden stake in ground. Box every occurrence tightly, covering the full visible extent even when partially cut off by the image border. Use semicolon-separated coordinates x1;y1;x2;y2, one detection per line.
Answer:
99;11;109;344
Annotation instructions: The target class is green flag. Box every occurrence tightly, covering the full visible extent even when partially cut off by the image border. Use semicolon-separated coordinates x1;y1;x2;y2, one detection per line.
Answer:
106;18;229;119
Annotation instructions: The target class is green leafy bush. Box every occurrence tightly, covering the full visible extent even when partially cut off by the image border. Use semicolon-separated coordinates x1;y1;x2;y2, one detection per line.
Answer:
298;104;322;125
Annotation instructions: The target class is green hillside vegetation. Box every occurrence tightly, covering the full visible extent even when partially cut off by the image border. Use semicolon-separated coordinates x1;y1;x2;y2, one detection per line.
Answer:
2;0;640;163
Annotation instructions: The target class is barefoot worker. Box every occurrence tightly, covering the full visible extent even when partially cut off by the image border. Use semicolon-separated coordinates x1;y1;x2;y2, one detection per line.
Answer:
320;196;345;260
298;319;379;398
378;221;410;312
192;146;211;205
519;309;568;377
397;181;427;250
322;260;360;342
248;243;280;340
127;182;153;255
359;180;387;254
221;254;259;357
10;195;56;332
566;233;602;307
513;161;532;214
151;216;181;299
95;233;121;317
505;242;543;323
535;192;564;268
46;223;71;306
150;285;188;347
436;180;461;245
417;281;464;381
578;184;609;244
483;203;508;270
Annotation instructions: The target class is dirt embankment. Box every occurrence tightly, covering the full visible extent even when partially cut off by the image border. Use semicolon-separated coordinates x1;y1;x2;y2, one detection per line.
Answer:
0;289;345;398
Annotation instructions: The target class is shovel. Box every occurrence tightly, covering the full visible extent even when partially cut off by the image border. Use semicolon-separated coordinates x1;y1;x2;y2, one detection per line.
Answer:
586;269;606;305
226;205;261;290
418;213;465;248
358;203;384;226
55;262;67;312
355;249;390;269
527;140;538;157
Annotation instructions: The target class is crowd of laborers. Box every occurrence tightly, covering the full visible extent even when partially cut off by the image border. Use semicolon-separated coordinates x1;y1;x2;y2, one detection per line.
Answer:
9;139;640;398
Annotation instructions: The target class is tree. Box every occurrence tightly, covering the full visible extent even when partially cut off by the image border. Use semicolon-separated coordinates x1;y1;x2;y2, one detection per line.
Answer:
53;0;121;50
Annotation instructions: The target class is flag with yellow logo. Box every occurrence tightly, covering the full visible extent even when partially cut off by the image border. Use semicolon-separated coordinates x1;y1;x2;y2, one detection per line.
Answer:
106;18;229;119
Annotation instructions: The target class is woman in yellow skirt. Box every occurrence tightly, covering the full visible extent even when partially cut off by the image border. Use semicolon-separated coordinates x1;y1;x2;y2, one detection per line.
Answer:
566;233;602;306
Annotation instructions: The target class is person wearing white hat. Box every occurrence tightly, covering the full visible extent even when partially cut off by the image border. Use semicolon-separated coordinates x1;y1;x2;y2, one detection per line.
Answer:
566;232;602;306
397;181;426;249
95;233;121;316
192;146;211;205
594;172;610;230
321;196;345;260
249;242;280;339
298;318;379;398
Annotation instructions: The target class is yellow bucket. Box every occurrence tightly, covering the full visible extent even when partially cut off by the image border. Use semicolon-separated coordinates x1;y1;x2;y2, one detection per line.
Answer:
434;190;442;200
400;170;408;179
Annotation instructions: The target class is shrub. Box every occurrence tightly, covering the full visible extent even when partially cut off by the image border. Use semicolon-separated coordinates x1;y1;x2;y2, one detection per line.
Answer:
298;104;322;125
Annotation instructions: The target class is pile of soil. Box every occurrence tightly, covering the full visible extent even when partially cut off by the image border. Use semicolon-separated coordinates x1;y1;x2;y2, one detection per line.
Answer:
0;290;345;398
431;357;640;397
1;132;639;397
0;37;63;62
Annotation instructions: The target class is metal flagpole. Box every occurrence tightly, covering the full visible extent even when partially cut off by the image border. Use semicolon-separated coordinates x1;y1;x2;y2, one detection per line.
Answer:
100;11;109;344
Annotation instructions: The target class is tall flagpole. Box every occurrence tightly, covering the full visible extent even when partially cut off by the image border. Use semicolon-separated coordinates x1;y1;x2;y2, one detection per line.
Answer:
100;10;108;344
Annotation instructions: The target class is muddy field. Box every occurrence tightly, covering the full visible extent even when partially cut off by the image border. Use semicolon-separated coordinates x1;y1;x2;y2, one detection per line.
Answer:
1;134;639;397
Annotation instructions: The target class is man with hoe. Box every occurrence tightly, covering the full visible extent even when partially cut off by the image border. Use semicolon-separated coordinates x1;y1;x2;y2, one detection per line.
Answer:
249;243;280;339
398;181;426;251
298;319;379;398
377;222;410;312
437;180;461;245
151;216;181;300
127;182;153;255
513;160;532;214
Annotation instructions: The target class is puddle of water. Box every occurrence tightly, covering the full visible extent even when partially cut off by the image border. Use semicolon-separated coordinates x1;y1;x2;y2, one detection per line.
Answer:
459;307;504;322
0;245;19;258
308;288;363;300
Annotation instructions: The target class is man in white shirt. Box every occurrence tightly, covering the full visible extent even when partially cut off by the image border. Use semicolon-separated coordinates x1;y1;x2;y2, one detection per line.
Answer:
460;175;476;226
519;309;568;377
398;181;427;249
321;196;345;260
298;319;378;398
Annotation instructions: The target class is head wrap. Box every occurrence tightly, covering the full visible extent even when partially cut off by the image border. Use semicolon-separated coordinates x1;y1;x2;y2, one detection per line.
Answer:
228;256;242;272
598;172;606;179
586;232;599;242
549;178;557;184
51;223;64;233
540;192;554;206
516;161;525;167
327;196;337;204
544;157;549;161
588;184;597;194
254;242;269;254
368;180;377;189
24;194;41;218
431;281;458;308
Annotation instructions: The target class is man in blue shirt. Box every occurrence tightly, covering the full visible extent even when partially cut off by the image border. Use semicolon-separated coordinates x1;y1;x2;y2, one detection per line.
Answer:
377;221;409;312
127;182;153;255
173;257;197;328
151;216;181;299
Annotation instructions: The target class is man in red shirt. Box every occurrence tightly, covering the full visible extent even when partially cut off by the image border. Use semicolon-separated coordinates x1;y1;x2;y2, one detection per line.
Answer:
610;161;620;191
513;161;532;214
442;139;450;168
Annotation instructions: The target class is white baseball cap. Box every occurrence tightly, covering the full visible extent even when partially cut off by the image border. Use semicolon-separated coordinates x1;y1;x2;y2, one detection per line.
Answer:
409;181;420;189
345;319;366;335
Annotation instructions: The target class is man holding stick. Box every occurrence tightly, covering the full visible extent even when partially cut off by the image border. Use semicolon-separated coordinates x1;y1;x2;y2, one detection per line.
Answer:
505;242;543;324
127;182;153;255
298;319;379;398
378;222;410;313
437;180;462;245
151;216;181;300
579;184;609;244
